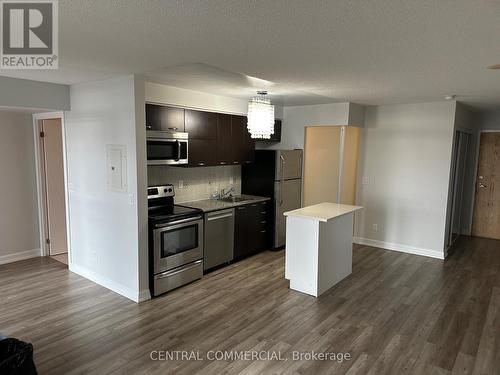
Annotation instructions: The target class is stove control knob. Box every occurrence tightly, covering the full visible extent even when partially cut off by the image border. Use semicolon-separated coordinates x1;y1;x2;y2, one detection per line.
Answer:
168;188;172;192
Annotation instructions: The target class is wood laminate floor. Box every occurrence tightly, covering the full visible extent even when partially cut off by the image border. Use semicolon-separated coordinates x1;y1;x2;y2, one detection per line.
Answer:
50;253;68;265
0;236;499;374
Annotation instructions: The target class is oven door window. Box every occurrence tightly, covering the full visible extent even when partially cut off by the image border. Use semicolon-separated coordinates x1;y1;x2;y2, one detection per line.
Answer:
147;140;178;161
161;224;198;258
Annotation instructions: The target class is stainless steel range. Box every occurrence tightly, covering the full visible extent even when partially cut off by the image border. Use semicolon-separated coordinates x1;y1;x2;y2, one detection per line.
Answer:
148;185;204;297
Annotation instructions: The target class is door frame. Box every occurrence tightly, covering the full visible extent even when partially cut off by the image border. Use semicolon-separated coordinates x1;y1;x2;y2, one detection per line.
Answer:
446;130;470;248
469;129;500;238
32;111;71;262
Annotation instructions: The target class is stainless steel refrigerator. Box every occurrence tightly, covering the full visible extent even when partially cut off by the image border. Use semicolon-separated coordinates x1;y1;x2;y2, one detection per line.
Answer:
242;149;303;249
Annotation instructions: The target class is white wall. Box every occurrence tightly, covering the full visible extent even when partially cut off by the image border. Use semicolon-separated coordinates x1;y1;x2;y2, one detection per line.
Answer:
259;103;350;150
0;76;70;111
0;110;41;264
257;102;368;150
478;108;500;130
64;75;146;302
354;102;457;258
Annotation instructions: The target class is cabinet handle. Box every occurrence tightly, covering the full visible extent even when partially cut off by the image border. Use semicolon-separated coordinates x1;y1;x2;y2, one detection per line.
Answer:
197;163;205;166
146;125;152;129
233;161;239;164
260;230;266;233
168;127;178;130
260;221;266;224
237;207;246;210
245;160;252;164
279;155;284;206
220;162;227;165
260;211;267;214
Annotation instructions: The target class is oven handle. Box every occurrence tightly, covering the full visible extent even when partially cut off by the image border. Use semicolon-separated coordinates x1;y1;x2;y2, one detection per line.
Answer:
156;260;202;279
155;215;203;229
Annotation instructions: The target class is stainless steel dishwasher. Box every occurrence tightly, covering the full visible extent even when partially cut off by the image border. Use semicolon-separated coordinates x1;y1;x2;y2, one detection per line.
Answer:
204;209;235;271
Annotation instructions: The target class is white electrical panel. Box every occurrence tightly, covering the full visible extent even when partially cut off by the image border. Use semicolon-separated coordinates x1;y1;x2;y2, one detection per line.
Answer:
106;144;127;193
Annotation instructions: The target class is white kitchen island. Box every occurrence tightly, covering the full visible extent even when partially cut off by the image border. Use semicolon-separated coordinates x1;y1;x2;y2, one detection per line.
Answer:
284;203;362;297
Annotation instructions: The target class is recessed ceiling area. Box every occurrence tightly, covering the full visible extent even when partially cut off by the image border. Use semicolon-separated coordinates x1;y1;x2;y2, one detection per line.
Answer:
0;0;499;109
142;63;338;106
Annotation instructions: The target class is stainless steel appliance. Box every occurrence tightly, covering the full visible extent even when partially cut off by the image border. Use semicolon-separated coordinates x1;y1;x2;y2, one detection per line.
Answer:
204;209;234;270
242;149;302;249
146;131;188;165
148;185;203;296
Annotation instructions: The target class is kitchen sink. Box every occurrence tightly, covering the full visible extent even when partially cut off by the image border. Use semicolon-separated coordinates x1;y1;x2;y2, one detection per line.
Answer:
219;196;249;203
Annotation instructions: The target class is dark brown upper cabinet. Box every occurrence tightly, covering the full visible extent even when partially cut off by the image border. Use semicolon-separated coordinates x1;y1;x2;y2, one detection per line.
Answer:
256;119;282;142
145;104;185;132
146;104;256;167
216;114;233;165
185;109;217;139
188;139;217;167
231;115;255;165
270;119;282;142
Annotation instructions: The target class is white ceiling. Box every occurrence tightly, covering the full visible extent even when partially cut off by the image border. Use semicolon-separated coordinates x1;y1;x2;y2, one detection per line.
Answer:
1;0;500;109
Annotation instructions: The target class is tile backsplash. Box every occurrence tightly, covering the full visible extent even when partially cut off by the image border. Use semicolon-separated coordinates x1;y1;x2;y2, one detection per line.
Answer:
148;165;241;203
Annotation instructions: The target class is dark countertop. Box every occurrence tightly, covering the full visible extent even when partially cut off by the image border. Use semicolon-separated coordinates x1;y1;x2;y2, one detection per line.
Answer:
178;194;271;213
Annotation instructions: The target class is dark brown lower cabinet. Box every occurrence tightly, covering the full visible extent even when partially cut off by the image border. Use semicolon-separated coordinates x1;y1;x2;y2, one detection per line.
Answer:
234;201;271;260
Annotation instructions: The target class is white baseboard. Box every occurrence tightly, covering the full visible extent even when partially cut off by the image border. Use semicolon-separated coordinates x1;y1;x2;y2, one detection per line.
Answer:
353;237;444;260
69;263;148;303
0;248;41;265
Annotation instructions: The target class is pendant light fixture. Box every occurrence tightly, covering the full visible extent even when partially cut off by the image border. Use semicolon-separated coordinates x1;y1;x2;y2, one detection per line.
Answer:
247;91;275;139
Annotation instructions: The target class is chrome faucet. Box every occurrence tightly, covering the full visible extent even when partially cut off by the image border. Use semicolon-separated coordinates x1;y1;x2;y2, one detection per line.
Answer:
220;187;235;199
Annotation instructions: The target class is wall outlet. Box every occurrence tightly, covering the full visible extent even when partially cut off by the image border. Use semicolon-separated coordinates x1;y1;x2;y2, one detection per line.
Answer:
128;193;135;206
372;223;378;232
91;251;98;264
362;176;370;185
178;180;184;189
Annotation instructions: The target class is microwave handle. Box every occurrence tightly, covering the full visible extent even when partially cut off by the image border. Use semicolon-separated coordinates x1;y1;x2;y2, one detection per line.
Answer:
176;140;181;161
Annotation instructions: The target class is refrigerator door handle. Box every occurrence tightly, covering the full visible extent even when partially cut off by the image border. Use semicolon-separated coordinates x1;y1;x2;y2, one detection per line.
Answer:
279;155;284;205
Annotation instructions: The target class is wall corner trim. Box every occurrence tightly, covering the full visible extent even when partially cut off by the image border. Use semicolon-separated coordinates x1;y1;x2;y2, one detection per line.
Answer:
69;263;142;303
0;248;41;265
138;289;152;303
353;237;445;260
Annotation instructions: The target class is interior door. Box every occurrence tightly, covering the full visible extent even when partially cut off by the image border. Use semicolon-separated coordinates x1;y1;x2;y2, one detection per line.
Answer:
472;132;500;239
303;126;342;206
41;119;68;255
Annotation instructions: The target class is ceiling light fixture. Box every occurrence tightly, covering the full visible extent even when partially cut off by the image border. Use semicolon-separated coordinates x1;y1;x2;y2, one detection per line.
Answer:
445;95;457;100
487;64;500;70
247;91;275;139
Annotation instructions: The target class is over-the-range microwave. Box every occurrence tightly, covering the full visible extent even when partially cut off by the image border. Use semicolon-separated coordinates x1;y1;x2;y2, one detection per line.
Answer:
146;130;188;165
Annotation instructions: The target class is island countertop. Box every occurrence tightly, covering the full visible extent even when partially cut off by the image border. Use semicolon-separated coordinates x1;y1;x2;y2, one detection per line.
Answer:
284;202;362;222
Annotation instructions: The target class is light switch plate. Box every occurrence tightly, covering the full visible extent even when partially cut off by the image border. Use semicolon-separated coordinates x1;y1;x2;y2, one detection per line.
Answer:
178;180;184;189
362;176;370;185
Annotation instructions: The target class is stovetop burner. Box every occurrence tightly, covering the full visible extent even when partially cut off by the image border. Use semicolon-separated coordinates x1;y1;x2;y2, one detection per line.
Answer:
148;184;202;224
148;205;202;223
